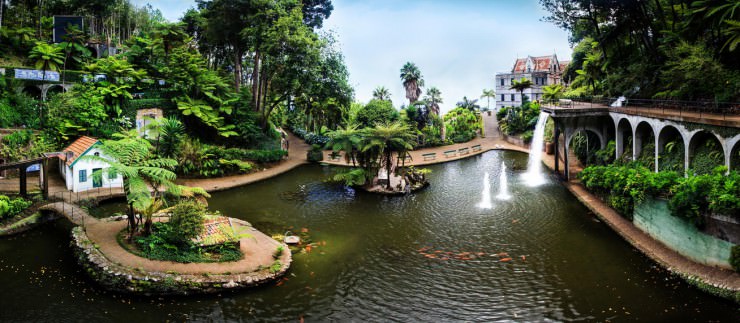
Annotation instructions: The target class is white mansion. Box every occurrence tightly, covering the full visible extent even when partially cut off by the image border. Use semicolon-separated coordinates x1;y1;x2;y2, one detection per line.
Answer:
495;54;568;110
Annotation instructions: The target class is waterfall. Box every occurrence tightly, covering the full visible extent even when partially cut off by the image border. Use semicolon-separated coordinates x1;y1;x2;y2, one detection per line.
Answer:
522;111;549;187
496;162;511;200
477;172;492;209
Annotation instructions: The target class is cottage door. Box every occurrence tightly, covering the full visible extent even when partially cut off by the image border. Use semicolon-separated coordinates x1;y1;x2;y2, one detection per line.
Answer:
92;168;102;188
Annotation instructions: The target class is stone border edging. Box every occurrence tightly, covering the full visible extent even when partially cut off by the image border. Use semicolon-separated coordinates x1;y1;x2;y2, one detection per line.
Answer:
71;219;292;296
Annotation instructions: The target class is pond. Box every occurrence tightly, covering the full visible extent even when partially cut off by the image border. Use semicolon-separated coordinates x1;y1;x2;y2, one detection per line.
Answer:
0;151;736;321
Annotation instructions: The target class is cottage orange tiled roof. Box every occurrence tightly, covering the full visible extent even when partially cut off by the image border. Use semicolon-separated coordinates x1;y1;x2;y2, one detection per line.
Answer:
192;216;238;247
63;136;99;166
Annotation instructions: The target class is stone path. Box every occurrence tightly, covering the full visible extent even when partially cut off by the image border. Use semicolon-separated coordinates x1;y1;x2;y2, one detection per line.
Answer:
178;131;310;192
321;113;528;167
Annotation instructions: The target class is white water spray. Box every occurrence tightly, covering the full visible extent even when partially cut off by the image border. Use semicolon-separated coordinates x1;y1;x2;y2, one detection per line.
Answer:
496;162;511;200
522;112;549;187
477;172;492;209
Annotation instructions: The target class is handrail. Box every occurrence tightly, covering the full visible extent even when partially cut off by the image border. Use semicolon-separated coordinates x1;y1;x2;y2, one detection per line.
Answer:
549;97;740;121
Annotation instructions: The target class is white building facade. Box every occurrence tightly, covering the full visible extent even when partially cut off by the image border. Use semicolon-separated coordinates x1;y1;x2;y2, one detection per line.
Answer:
59;136;123;192
495;54;568;110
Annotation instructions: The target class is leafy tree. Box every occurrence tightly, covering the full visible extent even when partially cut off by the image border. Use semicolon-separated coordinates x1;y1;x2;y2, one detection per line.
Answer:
28;41;63;80
542;84;564;104
444;107;481;143
326;125;361;166
45;85;108;141
356;99;399;128
509;78;532;99
85;130;209;236
362;122;415;189
85;56;147;116
57;25;91;83
457;96;480;111
400;62;424;105
372;86;392;102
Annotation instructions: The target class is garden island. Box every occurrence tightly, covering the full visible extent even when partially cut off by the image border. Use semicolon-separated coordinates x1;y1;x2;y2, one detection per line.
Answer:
0;0;739;321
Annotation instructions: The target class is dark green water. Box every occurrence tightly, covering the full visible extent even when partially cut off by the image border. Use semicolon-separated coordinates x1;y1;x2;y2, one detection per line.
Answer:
0;151;736;321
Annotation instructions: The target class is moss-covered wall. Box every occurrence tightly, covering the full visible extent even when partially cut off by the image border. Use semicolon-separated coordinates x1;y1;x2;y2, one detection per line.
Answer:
634;198;734;269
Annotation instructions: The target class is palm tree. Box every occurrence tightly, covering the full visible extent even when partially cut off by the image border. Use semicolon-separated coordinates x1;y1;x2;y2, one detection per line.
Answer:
28;41;63;81
362;122;415;189
372;86;392;102
84;130;208;237
400;62;424;105
480;89;496;111
542;84;564;104
57;25;91;84
326;125;361;166
457;96;480;111
424;87;443;115
510;78;533;101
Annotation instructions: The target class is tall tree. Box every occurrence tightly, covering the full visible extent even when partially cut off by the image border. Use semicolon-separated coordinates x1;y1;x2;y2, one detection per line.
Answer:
457;96;480;111
480;88;495;111
423;87;442;116
400;62;424;105
28;41;63;80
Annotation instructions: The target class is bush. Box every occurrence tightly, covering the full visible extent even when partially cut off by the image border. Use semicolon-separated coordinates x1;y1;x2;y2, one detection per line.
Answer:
307;144;324;162
579;164;680;217
132;222;242;263
0;195;33;219
670;167;740;226
170;201;207;242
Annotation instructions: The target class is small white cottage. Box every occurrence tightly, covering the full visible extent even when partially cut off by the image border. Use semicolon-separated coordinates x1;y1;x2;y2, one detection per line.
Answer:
59;136;123;192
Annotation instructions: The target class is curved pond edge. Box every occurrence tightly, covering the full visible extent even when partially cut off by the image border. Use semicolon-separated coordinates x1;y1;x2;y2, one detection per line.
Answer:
562;181;740;303
71;220;292;296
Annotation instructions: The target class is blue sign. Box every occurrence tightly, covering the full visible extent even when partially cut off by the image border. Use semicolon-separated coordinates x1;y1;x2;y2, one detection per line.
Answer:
14;69;60;82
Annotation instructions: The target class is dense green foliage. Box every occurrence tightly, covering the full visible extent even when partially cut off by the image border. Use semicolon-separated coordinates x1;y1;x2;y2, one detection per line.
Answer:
689;138;724;175
132;222;242;263
443;107;481;143
496;96;540;138
580;163;740;228
670;167;740;226
579;164;680;217
169;201;207;242
542;0;740;101
0;195;33;220
0;130;56;163
356;99;399;128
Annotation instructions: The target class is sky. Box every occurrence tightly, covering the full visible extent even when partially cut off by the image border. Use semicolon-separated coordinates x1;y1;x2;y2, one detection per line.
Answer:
134;0;573;114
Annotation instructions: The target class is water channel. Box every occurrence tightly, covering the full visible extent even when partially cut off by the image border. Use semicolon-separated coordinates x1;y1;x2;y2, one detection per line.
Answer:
0;151;736;321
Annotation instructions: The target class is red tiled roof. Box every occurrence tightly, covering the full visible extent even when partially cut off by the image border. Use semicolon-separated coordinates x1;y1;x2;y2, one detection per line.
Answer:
63;136;99;166
559;61;570;71
532;56;552;71
192;216;238;247
512;58;527;72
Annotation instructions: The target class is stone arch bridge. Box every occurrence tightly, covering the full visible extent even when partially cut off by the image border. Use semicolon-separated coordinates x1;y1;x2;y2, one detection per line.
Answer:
543;102;740;179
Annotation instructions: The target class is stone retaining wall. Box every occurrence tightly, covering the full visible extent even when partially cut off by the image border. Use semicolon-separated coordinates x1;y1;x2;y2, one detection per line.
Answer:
71;221;292;296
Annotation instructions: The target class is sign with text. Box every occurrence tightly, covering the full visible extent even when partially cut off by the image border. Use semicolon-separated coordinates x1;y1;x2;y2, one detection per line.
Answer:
14;69;60;82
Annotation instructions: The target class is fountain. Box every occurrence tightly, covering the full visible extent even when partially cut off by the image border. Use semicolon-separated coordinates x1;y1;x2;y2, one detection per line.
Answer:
522;111;549;187
496;162;511;200
476;172;492;209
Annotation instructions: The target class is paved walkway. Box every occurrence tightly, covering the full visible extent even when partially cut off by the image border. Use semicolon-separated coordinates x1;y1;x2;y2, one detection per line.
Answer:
178;131;310;192
321;113;527;167
39;202;98;226
84;218;286;275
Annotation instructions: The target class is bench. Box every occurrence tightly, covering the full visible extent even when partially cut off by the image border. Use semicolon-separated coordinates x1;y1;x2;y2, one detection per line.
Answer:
397;152;412;164
444;150;457;158
458;148;470;155
471;145;482;152
422;153;436;161
329;152;342;161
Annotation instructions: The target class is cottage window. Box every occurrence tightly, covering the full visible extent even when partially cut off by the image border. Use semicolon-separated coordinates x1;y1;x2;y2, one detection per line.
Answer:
79;169;87;183
94;152;100;157
108;171;117;180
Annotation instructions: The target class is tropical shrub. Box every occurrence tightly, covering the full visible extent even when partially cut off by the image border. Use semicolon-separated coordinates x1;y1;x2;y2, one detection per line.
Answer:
356;99;399;128
444;107;481;143
497;96;540;135
132;222;241;263
579;165;680;217
670;167;740;227
169;200;207;242
690;140;724;175
0;195;32;219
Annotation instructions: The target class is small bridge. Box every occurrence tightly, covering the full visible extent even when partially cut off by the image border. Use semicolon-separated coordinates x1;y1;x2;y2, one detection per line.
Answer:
39;202;98;226
542;99;740;179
